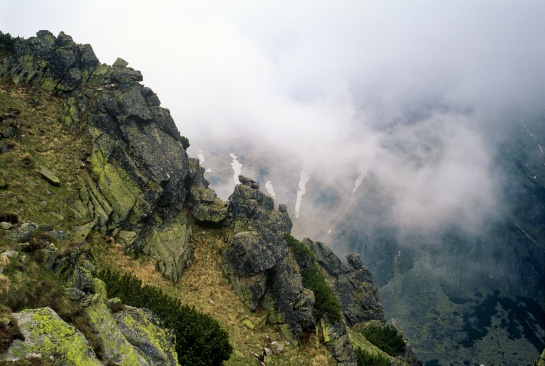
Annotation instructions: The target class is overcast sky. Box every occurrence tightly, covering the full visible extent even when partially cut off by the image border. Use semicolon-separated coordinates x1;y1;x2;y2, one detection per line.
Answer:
2;0;544;234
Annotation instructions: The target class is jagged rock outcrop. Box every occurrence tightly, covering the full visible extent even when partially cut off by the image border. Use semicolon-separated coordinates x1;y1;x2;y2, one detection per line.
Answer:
303;238;384;325
186;158;229;224
1;30;193;281
82;277;151;365
222;176;315;341
0;30;99;91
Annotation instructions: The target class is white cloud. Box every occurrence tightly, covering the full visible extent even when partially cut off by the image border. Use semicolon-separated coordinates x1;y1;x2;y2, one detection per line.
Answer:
2;0;544;235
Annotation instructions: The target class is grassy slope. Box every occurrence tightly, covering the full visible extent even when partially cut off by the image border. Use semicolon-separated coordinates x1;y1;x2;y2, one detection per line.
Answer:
92;225;336;366
0;80;90;232
0;79;336;365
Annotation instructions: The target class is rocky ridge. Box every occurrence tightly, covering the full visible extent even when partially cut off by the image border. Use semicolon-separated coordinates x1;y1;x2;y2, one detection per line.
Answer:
0;30;422;365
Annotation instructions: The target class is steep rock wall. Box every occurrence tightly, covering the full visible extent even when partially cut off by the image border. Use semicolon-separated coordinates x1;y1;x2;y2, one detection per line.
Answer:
1;31;192;281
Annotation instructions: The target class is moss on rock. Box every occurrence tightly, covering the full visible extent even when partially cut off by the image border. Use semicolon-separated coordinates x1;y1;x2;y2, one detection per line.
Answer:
0;307;101;366
88;149;143;227
113;306;179;366
142;212;193;282
82;278;149;365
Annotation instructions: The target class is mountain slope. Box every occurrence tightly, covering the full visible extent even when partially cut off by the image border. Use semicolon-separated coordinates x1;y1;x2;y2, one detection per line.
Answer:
0;30;422;366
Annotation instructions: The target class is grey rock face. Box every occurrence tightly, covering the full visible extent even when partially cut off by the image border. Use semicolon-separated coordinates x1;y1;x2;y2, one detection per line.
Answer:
1;31;195;280
304;239;384;326
186;158;229;224
320;318;357;366
226;231;278;275
223;176;314;340
266;256;315;337
113;306;178;366
11;222;38;243
2;30;99;90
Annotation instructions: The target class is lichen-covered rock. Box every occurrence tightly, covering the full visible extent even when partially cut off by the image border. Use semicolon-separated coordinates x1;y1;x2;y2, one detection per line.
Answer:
537;348;545;366
320;317;357;366
221;267;267;310
304;239;384;325
83;278;150;365
141;212;193;282
113;306;179;366
0;307;102;365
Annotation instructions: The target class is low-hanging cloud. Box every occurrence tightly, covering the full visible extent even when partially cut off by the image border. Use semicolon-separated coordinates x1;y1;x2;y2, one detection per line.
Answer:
2;0;544;237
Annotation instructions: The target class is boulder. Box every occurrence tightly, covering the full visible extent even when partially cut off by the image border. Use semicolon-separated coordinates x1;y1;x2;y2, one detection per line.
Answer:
0;142;13;153
11;222;38;242
0;307;102;365
82;278;150;365
1;126;16;138
141;212;193;282
113;306;179;366
270;341;284;354
222;266;267;310
39;166;61;186
225;231;280;275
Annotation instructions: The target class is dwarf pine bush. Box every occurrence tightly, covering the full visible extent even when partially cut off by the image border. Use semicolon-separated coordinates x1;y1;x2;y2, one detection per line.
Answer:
355;347;390;366
98;269;232;366
285;234;342;322
362;324;406;356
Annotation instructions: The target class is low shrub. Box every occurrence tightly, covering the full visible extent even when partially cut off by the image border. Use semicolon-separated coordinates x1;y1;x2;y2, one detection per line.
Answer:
284;233;315;262
285;234;342;322
355;347;389;366
181;136;190;150
0;212;18;224
98;269;233;366
0;260;80;321
301;264;342;321
0;32;15;55
362;324;406;356
0;307;23;354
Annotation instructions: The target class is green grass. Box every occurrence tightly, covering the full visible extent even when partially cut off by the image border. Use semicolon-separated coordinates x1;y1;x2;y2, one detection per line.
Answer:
0;79;91;234
361;324;406;357
284;234;315;262
98;269;233;366
285;234;342;322
301;264;342;322
355;347;389;366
